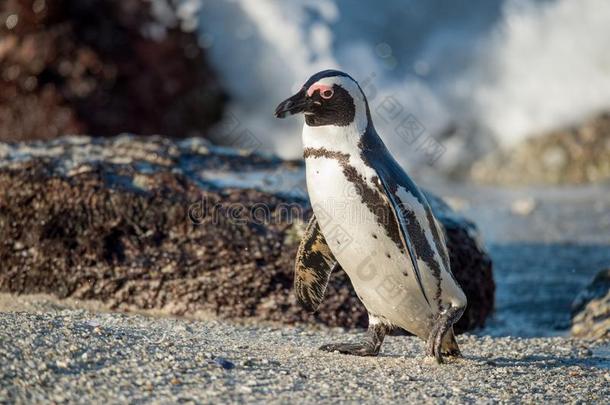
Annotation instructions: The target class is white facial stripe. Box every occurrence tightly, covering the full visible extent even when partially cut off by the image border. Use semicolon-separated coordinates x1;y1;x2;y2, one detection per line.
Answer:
306;83;332;97
315;76;365;103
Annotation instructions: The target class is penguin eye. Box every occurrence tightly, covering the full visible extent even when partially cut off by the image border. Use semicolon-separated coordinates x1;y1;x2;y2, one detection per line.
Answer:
320;89;334;99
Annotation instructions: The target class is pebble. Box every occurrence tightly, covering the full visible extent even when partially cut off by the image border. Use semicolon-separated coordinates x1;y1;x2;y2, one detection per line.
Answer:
214;357;235;370
0;308;608;403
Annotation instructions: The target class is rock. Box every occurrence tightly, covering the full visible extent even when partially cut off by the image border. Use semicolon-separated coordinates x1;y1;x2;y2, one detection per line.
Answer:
0;135;494;332
0;0;225;142
213;357;235;370
471;113;610;185
571;269;610;339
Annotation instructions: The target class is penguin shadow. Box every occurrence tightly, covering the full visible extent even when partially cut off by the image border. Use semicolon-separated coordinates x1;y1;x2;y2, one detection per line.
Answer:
316;347;610;369
466;352;610;370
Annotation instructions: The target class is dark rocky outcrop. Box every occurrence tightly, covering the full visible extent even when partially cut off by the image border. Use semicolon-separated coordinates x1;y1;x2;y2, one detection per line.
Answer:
0;0;224;142
571;269;610;339
0;136;494;332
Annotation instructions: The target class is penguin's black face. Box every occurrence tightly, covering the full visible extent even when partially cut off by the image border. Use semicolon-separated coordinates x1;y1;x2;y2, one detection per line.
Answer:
275;70;357;127
303;84;355;127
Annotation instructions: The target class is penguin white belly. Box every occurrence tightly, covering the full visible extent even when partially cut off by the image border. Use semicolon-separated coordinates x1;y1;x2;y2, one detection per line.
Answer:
305;156;434;338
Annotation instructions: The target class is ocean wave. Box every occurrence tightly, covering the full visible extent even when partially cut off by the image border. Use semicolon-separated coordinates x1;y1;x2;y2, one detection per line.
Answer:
192;0;610;169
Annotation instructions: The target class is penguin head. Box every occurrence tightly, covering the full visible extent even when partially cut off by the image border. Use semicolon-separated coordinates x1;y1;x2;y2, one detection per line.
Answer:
275;70;368;128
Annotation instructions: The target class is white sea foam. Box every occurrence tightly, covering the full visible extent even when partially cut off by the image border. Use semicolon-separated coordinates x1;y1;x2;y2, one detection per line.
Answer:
463;0;610;147
189;0;610;169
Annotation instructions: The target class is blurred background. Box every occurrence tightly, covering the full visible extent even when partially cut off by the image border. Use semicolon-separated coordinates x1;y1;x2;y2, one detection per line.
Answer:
1;0;609;339
2;0;610;182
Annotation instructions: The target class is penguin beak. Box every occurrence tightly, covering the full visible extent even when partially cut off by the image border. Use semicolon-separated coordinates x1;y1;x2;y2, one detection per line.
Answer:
274;89;311;118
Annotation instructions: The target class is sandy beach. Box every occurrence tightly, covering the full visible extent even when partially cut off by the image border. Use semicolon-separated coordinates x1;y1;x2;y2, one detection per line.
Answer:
1;298;609;404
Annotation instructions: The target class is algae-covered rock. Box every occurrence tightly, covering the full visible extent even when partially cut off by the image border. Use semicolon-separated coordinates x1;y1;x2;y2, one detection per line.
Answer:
571;269;610;340
471;113;610;185
0;0;224;141
0;135;494;332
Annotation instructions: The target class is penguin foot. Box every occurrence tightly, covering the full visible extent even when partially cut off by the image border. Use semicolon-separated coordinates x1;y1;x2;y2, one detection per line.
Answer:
319;342;379;356
320;314;389;357
426;306;465;364
425;323;444;364
442;347;463;358
441;331;463;358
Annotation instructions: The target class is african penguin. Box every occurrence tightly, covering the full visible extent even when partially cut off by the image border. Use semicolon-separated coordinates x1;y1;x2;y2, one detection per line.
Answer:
275;70;467;363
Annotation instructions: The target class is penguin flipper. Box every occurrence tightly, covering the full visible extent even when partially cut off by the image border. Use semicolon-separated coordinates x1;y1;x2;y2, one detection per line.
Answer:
294;215;339;312
365;145;449;309
374;172;433;308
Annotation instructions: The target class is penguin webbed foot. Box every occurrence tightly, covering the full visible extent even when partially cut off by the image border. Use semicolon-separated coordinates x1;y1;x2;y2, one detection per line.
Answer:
426;306;465;364
319;316;388;357
443;346;463;358
319;341;379;356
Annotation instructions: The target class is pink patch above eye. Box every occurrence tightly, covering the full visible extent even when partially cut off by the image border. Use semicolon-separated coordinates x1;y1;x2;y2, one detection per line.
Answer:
306;83;333;97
